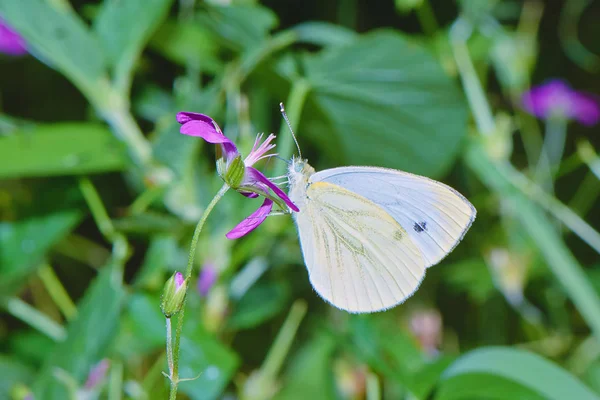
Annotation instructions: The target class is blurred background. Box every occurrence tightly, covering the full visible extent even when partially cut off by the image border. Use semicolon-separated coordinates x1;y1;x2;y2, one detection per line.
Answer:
1;0;600;399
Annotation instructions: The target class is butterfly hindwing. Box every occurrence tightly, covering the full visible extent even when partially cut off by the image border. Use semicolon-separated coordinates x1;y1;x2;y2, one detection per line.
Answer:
295;181;426;313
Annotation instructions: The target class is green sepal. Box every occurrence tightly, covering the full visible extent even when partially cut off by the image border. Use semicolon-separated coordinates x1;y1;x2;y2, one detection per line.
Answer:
223;155;245;188
160;273;188;318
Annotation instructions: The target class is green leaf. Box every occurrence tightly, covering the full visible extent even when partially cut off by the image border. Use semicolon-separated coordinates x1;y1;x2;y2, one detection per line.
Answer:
0;0;108;95
349;315;424;385
196;3;278;50
0;123;129;178
178;332;240;400
291;22;358;47
33;267;125;398
273;334;337;400
0;180;82;297
437;347;599;400
227;281;290;330
0;356;34;399
94;0;174;84
149;19;221;72
303;30;468;177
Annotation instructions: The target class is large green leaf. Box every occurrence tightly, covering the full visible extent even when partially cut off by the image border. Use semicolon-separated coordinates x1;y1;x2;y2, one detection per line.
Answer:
33;266;125;398
0;0;107;95
94;0;174;81
0;123;128;178
436;347;599;400
303;30;468;177
195;3;278;50
149;19;221;72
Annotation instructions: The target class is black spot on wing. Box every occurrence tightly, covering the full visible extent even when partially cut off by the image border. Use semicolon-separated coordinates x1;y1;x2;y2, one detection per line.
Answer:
413;221;427;233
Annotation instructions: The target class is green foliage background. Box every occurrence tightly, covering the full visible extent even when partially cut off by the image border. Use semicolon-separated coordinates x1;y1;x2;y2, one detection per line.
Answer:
1;0;600;399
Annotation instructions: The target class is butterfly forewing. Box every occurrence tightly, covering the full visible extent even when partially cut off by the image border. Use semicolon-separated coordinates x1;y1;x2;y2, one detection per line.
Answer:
312;167;476;268
296;181;426;313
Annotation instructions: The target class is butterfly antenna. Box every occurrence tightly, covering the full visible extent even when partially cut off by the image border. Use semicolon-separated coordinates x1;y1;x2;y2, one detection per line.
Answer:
280;102;302;159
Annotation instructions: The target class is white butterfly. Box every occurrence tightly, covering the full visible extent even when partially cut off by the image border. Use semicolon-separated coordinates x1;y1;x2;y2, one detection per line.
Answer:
287;158;476;313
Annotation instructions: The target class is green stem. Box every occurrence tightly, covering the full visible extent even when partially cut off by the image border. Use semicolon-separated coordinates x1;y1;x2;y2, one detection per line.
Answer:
100;103;153;169
366;372;381;400
275;79;311;176
4;297;66;341
108;361;123;400
450;19;495;136
416;0;439;36
38;263;77;321
245;300;307;399
168;183;230;400
78;177;130;269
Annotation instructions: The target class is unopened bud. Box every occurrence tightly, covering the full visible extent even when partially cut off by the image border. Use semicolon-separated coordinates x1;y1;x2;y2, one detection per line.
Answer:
161;272;187;317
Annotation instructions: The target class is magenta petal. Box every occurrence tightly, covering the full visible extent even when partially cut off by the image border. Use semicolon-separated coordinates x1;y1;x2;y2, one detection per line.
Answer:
570;93;600;126
0;20;27;56
176;112;217;126
240;191;259;198
226;198;274;239
246;167;299;212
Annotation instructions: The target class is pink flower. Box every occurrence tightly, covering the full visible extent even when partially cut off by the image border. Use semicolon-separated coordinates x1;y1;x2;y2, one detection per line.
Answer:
521;80;600;126
0;19;27;56
177;112;298;239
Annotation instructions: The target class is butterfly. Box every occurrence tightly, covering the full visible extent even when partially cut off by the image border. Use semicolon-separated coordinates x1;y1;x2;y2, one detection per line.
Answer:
280;107;476;314
286;159;476;313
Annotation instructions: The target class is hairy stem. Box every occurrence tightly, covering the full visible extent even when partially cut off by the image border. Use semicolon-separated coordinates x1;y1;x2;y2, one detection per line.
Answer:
168;183;230;400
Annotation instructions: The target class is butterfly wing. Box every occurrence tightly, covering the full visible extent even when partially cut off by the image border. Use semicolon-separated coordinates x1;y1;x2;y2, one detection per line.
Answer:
295;181;425;313
311;166;476;268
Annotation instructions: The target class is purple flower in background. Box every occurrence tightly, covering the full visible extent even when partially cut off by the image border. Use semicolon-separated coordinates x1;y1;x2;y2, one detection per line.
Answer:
0;19;27;56
177;112;298;239
84;359;110;390
197;263;217;297
521;80;600;126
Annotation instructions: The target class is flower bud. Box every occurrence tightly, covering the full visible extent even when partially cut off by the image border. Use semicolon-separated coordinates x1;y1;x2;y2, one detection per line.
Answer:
161;272;187;317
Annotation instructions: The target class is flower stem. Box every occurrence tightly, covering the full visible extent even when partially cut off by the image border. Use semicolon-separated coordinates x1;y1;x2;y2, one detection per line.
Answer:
38;263;77;321
167;183;230;400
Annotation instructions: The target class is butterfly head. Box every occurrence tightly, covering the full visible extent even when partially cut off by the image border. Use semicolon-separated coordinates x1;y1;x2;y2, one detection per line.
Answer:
287;157;315;208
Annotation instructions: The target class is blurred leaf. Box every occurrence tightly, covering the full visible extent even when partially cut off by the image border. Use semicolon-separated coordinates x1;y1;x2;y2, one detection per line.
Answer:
119;292;166;356
178;332;240;400
0;356;34;398
291;22;358;47
410;356;455;399
273;334;337;400
466;142;600;342
196;3;278;50
133;236;178;289
349;315;424;387
437;347;599;400
0;181;82;297
303;30;468;177
0;123;128;178
112;212;183;236
0;0;107;94
94;0;174;80
33;267;125;398
227;281;290;330
443;259;495;304
9;331;55;367
149;19;221;72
